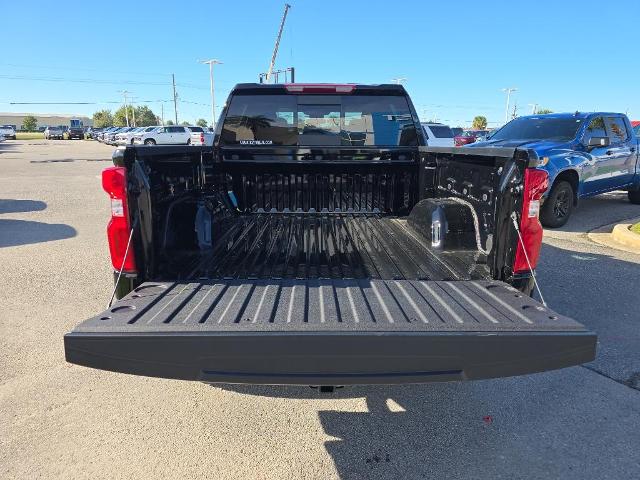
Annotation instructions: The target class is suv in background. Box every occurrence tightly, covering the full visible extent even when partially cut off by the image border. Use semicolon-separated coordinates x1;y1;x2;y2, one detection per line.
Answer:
421;123;454;147
44;126;64;140
0;125;16;140
133;125;192;145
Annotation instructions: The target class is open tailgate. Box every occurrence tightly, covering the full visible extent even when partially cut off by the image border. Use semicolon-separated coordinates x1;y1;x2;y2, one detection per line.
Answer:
64;279;596;385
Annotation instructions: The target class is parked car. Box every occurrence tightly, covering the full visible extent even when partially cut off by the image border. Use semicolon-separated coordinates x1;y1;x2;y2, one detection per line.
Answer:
421;123;454;147
105;127;131;145
115;126;158;145
454;130;489;146
469;112;640;227
632;120;639;136
133;125;192;145
451;127;463;137
0;125;16;140
44;126;64;140
64;82;596;388
188;125;214;146
67;125;85;140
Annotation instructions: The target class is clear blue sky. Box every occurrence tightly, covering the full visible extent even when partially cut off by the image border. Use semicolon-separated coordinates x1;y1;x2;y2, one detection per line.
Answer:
2;0;639;127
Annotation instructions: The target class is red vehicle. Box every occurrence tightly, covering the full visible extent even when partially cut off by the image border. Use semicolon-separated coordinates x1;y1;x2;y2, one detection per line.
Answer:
454;130;489;146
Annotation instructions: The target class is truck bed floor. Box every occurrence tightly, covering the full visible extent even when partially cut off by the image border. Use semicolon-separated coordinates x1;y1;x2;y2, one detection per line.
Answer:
172;213;489;281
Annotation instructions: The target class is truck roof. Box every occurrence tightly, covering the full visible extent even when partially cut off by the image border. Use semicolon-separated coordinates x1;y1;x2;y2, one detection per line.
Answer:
519;112;626;121
230;83;408;95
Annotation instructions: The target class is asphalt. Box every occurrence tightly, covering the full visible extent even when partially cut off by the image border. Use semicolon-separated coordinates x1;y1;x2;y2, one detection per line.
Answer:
1;139;639;479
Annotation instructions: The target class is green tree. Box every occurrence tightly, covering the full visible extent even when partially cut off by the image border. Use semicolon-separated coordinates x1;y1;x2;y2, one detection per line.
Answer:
180;121;190;126
133;106;158;126
472;115;488;130
165;120;175;126
536;108;553;114
196;118;208;128
21;115;38;131
113;106;136;127
93;109;113;128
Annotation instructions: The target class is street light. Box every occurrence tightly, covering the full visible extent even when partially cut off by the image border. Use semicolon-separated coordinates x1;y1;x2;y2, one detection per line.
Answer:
199;59;223;128
391;77;407;85
502;87;517;124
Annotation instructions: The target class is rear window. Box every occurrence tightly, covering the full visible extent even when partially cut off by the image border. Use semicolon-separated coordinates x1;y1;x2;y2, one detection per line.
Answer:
188;126;204;132
221;94;418;147
424;125;453;138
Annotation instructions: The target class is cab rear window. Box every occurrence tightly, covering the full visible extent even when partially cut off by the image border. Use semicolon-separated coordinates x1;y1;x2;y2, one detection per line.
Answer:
221;94;418;147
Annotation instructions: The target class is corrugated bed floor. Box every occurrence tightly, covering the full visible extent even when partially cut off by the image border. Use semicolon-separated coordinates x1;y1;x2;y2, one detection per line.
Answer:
176;213;490;281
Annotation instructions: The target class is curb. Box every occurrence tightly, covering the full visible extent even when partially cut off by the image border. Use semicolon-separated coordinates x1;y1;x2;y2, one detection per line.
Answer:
611;223;640;250
587;216;640;254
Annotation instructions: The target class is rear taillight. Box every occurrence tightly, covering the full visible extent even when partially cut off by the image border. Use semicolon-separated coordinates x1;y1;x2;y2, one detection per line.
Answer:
200;132;205;144
102;166;136;273
513;168;548;273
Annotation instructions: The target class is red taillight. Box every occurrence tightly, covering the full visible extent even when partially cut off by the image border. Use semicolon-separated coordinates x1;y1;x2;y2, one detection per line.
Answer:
284;83;356;94
513;168;548;273
200;132;205;144
102;167;136;273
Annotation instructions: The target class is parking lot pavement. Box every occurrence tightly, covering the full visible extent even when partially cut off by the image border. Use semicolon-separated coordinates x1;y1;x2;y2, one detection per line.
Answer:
1;140;639;479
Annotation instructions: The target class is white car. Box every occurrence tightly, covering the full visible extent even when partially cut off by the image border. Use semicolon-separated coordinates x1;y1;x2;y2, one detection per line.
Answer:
115;126;155;146
0;125;16;140
133;125;192;146
188;126;214;146
421;123;455;147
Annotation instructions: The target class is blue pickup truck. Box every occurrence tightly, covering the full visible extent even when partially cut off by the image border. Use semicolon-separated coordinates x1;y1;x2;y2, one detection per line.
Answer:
470;112;640;227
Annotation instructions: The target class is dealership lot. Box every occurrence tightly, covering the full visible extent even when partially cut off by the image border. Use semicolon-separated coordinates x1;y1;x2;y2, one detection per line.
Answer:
1;140;639;479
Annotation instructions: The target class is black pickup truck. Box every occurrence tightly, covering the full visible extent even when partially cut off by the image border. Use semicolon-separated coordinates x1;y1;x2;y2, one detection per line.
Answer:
64;83;596;386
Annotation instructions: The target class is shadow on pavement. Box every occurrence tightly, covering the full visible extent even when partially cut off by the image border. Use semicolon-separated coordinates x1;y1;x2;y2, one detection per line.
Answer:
0;219;76;247
0;198;47;214
536;242;640;390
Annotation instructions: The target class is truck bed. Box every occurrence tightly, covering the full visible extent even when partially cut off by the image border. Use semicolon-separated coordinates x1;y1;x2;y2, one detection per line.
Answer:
170;213;489;282
65;279;596;384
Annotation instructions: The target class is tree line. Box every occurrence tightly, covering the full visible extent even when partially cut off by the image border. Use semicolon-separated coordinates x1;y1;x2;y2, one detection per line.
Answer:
93;106;209;128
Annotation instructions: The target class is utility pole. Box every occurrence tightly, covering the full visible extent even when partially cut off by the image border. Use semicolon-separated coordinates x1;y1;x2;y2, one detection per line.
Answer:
199;59;223;128
266;3;291;83
502;87;517;124
161;103;164;125
172;74;178;124
511;102;518;120
391;77;407;85
528;103;538;115
130;97;136;127
119;90;130;127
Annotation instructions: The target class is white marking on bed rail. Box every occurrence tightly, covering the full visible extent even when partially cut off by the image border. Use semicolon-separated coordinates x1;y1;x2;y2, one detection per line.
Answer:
182;284;217;323
394;281;428;323
252;285;270;323
346;287;360;323
146;283;190;324
448;283;498;323
217;285;244;324
471;283;533;324
420;282;464;324
371;282;394;324
286;285;296;323
319;285;325;323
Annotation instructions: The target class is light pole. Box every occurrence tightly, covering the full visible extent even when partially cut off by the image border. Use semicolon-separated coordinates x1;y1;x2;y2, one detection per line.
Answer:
502;87;517;124
119;90;131;127
200;59;223;128
528;103;538;115
391;77;407;85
